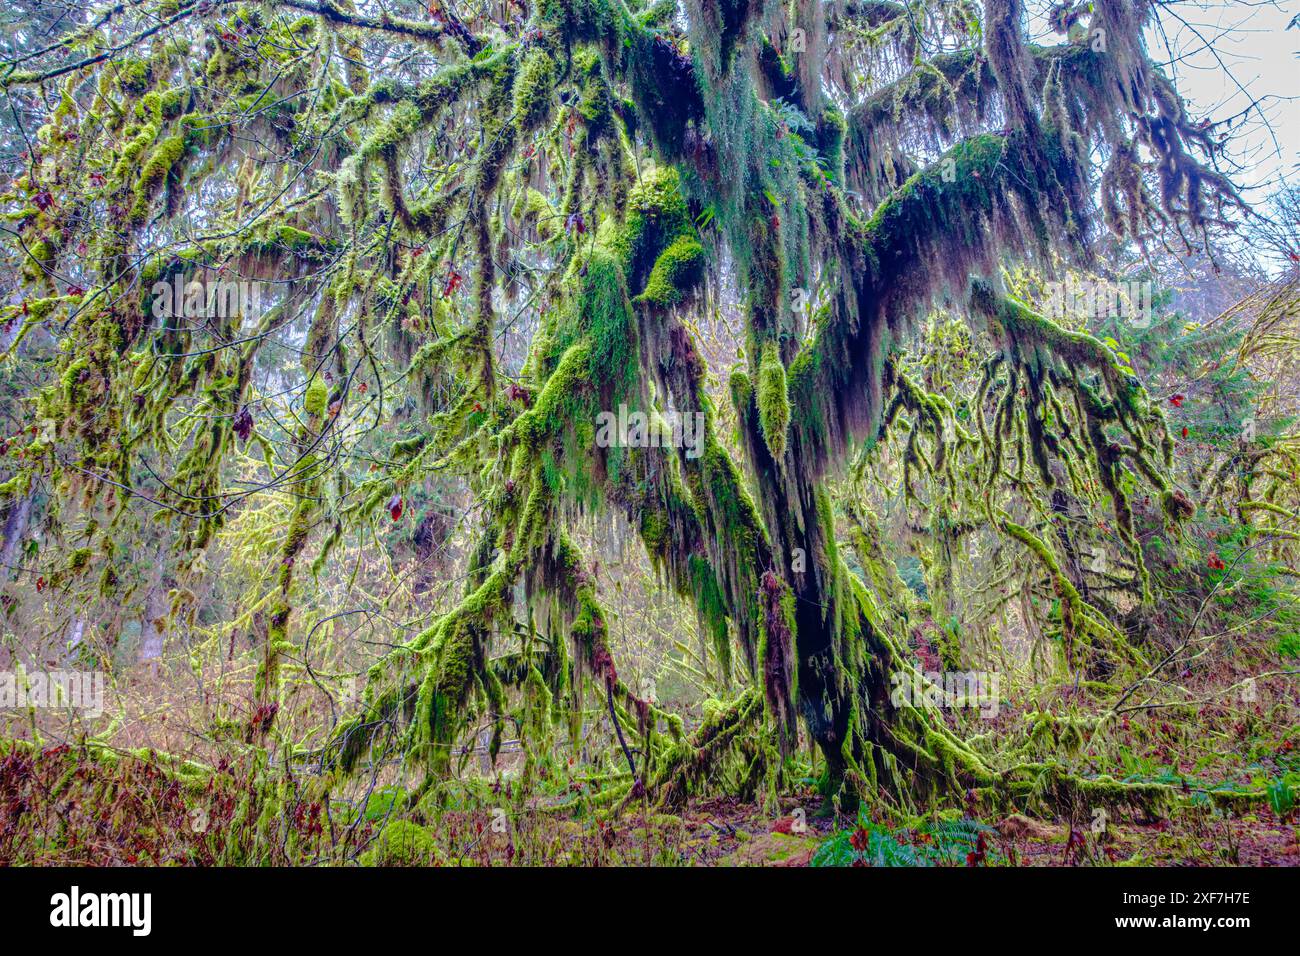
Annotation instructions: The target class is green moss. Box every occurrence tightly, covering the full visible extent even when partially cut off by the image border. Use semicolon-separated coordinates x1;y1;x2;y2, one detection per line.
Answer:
160;88;185;119
116;58;151;94
358;819;442;866
612;166;693;288
136;91;162;122
27;240;55;262
729;368;753;414
512;48;557;133
635;235;704;306
61;356;92;407
0;472;29;498
515;188;558;239
573;47;602;77
21;238;57;283
815;104;847;186
304;377;328;417
756;341;790;461
272;225;318;250
130;134;187;224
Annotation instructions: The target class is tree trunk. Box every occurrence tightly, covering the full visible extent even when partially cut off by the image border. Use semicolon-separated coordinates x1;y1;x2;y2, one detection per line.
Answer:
139;584;168;674
0;492;33;579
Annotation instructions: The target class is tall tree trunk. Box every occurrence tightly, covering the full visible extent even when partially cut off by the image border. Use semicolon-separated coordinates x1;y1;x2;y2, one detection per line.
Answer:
0;492;33;579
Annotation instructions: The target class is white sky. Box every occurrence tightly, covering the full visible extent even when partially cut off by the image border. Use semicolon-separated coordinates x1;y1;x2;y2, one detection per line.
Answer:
1147;0;1298;196
1024;1;1297;201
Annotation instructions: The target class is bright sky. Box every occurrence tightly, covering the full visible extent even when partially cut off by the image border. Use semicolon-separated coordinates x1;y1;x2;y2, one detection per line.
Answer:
1025;1;1298;202
1146;0;1299;197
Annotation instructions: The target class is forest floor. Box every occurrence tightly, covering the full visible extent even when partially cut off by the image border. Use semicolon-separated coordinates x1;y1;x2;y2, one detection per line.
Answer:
3;707;1296;867
2;638;1296;866
399;793;1300;867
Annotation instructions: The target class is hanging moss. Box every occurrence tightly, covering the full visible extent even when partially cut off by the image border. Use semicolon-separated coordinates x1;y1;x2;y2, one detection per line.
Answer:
130;134;187;224
756;341;790;461
512;48;558;133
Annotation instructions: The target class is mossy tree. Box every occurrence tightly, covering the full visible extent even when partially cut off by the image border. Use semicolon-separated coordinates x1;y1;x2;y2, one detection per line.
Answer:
0;0;1247;812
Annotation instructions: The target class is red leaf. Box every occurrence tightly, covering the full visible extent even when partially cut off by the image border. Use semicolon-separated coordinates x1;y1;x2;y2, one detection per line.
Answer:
232;406;254;443
1169;393;1184;407
441;268;463;298
387;495;403;522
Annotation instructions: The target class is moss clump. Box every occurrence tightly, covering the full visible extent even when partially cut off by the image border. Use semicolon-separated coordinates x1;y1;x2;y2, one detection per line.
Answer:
815;104;847;186
136;92;161;122
358;819;442;866
639;506;668;550
61;356;93;407
116;58;151;94
136;89;185;123
512;48;557;133
730;367;753;414
756;341;790;461
0;472;29;498
272;225;318;250
159;88;186;119
113;122;160;180
635;235;704;307
21;238;57;283
513;188;558;240
304;377;328;417
612;166;694;288
131;135;187;224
